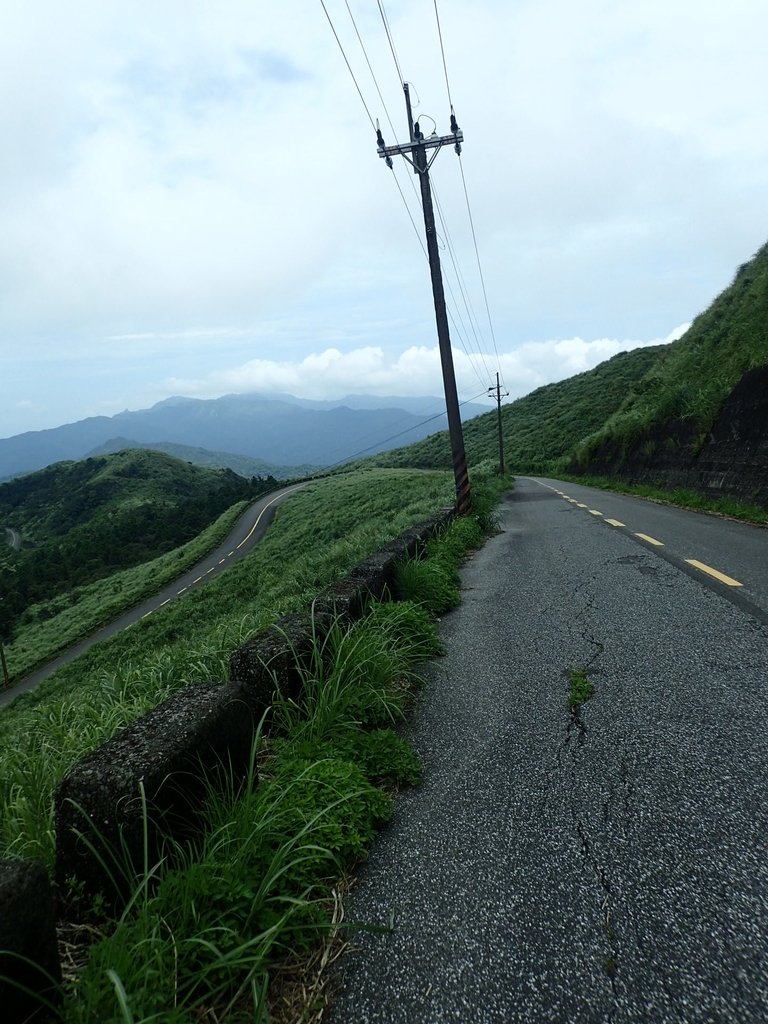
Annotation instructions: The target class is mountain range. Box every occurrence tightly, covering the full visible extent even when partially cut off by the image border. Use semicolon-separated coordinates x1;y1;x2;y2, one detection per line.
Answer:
0;393;489;481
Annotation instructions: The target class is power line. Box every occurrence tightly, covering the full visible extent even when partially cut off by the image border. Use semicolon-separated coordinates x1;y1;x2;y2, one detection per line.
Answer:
457;154;504;387
319;3;485;397
433;182;494;384
322;390;490;470
433;0;454;109
376;0;405;85
319;0;376;129
431;0;505;390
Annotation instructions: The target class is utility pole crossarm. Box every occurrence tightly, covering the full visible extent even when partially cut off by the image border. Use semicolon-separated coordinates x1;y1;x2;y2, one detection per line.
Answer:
378;130;463;159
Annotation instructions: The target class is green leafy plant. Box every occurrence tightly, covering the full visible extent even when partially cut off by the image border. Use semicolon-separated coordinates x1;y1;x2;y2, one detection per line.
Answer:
567;669;595;710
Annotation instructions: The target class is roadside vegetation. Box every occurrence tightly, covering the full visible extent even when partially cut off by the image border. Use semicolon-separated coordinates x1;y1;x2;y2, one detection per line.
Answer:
0;467;459;868
556;475;768;526
575;241;768;467
1;461;509;1022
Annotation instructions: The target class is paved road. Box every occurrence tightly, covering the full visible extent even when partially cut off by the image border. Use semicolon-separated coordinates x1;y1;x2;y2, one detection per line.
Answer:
3;526;21;551
330;477;768;1023
0;482;308;709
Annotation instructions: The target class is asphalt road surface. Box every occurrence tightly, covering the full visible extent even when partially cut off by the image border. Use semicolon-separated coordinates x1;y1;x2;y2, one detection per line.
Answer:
330;477;768;1023
0;482;308;709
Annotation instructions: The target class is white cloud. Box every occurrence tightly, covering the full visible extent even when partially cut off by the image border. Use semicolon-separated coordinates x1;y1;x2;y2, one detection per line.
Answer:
163;329;683;406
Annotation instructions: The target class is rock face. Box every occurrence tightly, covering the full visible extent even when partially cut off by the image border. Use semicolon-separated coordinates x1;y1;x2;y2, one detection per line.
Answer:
0;859;61;1023
579;365;768;506
55;682;255;902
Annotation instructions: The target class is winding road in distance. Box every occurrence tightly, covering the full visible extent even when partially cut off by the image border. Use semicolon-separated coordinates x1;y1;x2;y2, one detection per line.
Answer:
0;482;309;710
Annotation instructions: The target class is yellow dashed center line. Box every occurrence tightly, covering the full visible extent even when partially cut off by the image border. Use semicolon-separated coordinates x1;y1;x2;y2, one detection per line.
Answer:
218;558;226;564
576;503;587;508
177;587;187;595
605;519;625;527
635;533;664;547
159;598;171;607
141;610;153;620
685;559;743;588
589;510;603;516
192;576;204;584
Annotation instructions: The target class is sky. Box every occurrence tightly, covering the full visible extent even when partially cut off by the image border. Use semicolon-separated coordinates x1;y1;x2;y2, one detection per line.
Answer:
1;0;766;439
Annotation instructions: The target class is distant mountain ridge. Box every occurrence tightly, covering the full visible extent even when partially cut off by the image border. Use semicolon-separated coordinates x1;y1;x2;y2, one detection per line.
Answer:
86;438;320;481
0;393;487;480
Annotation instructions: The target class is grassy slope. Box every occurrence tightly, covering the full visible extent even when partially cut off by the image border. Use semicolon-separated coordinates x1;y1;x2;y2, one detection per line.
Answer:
575;241;768;465
0;467;454;866
363;344;663;472
0;449;265;638
362;242;768;484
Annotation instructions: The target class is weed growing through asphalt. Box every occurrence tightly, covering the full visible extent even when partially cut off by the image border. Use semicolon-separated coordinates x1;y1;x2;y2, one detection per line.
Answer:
568;668;595;710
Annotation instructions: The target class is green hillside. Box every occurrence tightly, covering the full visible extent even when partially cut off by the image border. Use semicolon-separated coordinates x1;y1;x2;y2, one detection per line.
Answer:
574;241;768;468
365;344;663;472
88;437;321;480
0;449;273;639
365;242;768;488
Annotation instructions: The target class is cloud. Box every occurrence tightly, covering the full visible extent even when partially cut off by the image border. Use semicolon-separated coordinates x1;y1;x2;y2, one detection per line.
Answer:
163;329;683;406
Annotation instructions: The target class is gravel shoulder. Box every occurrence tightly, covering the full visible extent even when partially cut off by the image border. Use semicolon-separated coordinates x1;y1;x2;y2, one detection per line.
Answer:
329;479;768;1023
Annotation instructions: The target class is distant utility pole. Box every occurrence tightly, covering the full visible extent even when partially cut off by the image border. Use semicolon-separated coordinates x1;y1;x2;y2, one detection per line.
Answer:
487;371;509;475
377;86;471;515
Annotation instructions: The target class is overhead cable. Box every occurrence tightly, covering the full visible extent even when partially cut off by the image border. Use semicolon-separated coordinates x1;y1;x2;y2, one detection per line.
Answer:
376;0;405;85
319;0;376;129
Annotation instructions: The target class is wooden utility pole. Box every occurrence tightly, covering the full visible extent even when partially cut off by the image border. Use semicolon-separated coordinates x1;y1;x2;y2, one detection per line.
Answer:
488;371;509;474
377;87;471;515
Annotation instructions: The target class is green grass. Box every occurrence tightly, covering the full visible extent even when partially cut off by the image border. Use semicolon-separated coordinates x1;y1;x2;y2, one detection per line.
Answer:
0;468;454;868
56;594;458;1021
567;669;595;710
557;474;768;525
579;242;768;464
3;463;507;1021
3;500;249;680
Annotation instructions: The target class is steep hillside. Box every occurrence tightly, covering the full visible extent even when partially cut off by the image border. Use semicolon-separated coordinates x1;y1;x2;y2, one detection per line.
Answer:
575;241;768;471
365;243;768;508
365;344;664;472
0;450;271;638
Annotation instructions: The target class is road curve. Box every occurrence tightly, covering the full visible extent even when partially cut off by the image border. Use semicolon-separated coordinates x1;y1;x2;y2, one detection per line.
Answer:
0;482;309;709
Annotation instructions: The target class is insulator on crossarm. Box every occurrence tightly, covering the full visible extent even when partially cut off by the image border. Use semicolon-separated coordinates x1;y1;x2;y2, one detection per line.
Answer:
386;155;393;168
376;126;385;149
450;110;460;134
